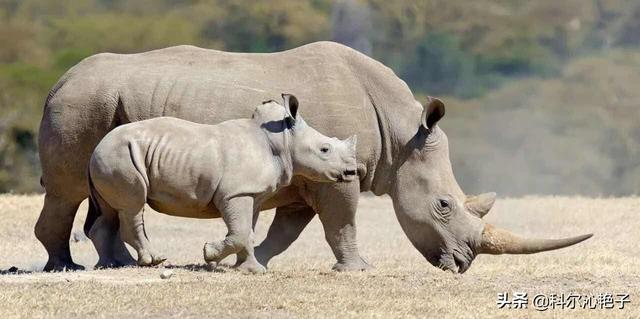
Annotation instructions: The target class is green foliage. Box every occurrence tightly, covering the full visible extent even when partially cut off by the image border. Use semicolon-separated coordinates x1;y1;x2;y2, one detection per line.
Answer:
402;31;558;97
442;49;640;196
52;48;93;70
0;63;63;193
47;13;201;54
403;32;484;98
0;0;638;194
201;0;330;52
0;63;59;91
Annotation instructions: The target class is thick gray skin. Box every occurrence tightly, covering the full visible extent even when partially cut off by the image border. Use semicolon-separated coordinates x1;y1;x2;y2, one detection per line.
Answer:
87;97;357;272
36;41;585;273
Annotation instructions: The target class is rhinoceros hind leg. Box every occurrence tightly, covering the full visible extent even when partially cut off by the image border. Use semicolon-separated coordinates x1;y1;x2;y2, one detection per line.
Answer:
89;215;120;269
93;235;135;269
89;217;134;269
118;208;165;267
112;231;136;266
35;194;85;272
85;197;135;267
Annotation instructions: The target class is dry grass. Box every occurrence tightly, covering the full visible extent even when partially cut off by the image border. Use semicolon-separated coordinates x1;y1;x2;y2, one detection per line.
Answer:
0;194;638;318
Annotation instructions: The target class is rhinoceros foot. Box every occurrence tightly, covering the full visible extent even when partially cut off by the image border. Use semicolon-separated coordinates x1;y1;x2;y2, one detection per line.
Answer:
331;257;374;272
94;259;125;269
43;259;85;272
203;241;225;263
137;252;167;267
235;259;266;274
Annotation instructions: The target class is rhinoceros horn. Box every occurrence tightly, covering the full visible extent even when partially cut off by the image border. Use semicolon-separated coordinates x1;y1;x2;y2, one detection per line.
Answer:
478;224;593;255
466;192;497;218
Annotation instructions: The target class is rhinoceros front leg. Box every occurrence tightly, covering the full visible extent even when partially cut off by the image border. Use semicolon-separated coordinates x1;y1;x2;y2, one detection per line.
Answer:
204;197;265;273
233;209;260;267
253;203;316;267
313;182;372;271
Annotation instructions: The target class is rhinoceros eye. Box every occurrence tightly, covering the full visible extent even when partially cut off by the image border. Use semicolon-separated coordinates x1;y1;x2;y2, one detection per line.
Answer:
434;198;452;221
320;144;332;154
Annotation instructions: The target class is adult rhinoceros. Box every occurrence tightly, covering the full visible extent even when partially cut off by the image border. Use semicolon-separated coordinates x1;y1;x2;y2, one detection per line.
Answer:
36;41;591;272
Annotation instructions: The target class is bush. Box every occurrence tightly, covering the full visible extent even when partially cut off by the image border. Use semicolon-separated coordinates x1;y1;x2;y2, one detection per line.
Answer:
403;32;479;97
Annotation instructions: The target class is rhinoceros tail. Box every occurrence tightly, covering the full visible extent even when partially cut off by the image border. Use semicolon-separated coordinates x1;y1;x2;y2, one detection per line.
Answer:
84;169;101;237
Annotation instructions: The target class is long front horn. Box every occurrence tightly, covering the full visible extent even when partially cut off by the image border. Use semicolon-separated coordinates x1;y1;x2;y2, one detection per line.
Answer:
478;224;593;255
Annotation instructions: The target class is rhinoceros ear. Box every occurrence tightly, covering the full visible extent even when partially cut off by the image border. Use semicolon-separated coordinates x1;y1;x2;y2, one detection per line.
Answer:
281;93;299;121
421;96;445;131
345;135;357;152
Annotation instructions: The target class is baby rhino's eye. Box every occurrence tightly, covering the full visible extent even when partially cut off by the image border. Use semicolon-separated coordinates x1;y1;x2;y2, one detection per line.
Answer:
319;144;332;154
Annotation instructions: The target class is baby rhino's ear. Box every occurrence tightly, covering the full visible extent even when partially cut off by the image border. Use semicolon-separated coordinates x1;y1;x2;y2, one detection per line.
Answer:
345;135;357;152
281;93;299;121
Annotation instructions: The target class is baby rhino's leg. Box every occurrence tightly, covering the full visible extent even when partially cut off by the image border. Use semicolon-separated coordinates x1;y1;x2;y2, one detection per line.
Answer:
234;232;264;273
233;210;260;267
119;207;166;266
204;197;265;273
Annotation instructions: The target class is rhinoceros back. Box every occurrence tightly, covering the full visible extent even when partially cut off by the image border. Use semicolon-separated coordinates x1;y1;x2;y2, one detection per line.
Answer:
39;42;384;197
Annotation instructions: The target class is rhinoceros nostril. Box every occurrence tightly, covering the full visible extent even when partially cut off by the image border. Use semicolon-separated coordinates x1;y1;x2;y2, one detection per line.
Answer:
343;170;357;176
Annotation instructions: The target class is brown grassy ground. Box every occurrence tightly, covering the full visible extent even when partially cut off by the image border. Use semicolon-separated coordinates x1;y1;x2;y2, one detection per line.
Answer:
0;194;638;318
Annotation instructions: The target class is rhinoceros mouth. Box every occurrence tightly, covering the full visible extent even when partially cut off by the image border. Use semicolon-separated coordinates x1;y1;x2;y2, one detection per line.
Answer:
341;169;357;181
335;169;357;182
343;169;357;176
453;254;470;274
424;249;474;274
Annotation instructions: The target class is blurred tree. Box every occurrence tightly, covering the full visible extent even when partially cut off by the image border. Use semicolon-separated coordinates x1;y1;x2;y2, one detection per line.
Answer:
201;0;330;52
0;0;638;194
616;3;640;46
0;11;49;66
47;13;200;54
331;0;373;55
403;32;479;97
0;63;61;193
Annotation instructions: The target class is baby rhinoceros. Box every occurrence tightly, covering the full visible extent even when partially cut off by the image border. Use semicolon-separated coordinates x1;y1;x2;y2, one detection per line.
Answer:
87;94;357;273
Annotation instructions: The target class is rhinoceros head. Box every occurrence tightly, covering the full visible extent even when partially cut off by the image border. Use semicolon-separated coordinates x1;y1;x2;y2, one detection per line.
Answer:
257;94;358;183
389;97;592;273
282;94;358;183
